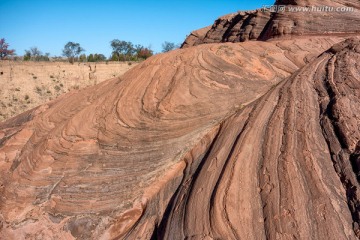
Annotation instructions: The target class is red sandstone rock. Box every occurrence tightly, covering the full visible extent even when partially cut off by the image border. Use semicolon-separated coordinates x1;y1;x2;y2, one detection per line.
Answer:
182;10;271;48
155;38;360;240
182;0;360;48
1;1;360;239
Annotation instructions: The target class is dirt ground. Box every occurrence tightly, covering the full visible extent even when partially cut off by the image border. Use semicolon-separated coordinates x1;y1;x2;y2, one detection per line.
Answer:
0;61;137;121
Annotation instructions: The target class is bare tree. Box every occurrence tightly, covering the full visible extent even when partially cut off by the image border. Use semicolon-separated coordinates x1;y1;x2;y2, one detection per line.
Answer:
0;38;15;59
24;47;50;61
162;41;176;53
30;47;42;59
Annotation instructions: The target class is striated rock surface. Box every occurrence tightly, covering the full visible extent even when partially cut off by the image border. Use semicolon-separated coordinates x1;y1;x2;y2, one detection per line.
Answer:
0;37;345;239
1;1;360;239
155;38;360;240
261;0;360;41
182;26;212;49
182;0;360;48
182;10;272;48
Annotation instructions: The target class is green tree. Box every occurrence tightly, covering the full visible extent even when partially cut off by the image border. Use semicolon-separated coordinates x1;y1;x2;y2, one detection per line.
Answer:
87;54;94;62
86;53;106;62
62;41;84;63
110;52;119;61
94;54;106;62
110;39;135;61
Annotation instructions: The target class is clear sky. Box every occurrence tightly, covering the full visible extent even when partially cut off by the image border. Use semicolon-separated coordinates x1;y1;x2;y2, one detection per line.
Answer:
0;0;274;57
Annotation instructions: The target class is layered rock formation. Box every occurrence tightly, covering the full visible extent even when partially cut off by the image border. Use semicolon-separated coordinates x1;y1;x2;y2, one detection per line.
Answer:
182;10;271;48
0;37;343;239
155;38;360;240
261;0;360;40
182;0;360;48
1;1;360;239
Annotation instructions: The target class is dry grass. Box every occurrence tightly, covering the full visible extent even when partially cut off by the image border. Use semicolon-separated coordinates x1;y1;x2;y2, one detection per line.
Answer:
0;61;137;121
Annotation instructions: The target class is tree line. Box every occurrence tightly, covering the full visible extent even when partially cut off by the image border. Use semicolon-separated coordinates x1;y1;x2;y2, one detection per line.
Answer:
0;38;179;63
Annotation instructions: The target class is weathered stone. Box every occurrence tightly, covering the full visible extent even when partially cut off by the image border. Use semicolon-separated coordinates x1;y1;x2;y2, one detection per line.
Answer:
1;1;360;239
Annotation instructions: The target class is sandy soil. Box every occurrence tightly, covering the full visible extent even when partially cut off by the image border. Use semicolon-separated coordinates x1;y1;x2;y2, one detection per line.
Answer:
0;61;136;121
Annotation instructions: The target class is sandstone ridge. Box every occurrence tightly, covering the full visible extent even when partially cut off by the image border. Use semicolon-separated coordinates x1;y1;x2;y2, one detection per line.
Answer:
1;1;360;239
182;0;360;48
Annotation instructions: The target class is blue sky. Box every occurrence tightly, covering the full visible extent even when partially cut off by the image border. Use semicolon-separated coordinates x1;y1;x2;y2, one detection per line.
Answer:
0;0;274;57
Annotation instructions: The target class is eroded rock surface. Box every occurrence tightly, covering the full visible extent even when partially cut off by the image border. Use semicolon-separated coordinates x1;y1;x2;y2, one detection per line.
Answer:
1;1;360;239
182;10;272;48
0;37;344;239
182;0;360;48
153;38;360;240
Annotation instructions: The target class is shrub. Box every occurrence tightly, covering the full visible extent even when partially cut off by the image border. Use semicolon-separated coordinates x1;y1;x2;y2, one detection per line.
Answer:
79;54;87;62
137;48;153;60
23;47;50;61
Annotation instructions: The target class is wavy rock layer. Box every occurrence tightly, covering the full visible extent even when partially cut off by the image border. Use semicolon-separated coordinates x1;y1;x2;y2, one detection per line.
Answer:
152;38;360;240
0;36;350;239
261;0;360;41
182;0;360;48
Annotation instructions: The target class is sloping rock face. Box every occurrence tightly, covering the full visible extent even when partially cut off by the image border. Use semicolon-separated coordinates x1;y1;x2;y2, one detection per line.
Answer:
1;1;360;240
182;11;271;48
0;38;343;239
155;38;360;240
182;0;360;48
182;26;212;48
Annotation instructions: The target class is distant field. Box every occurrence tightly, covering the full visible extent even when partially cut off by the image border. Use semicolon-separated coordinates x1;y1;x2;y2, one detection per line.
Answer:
0;61;137;121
